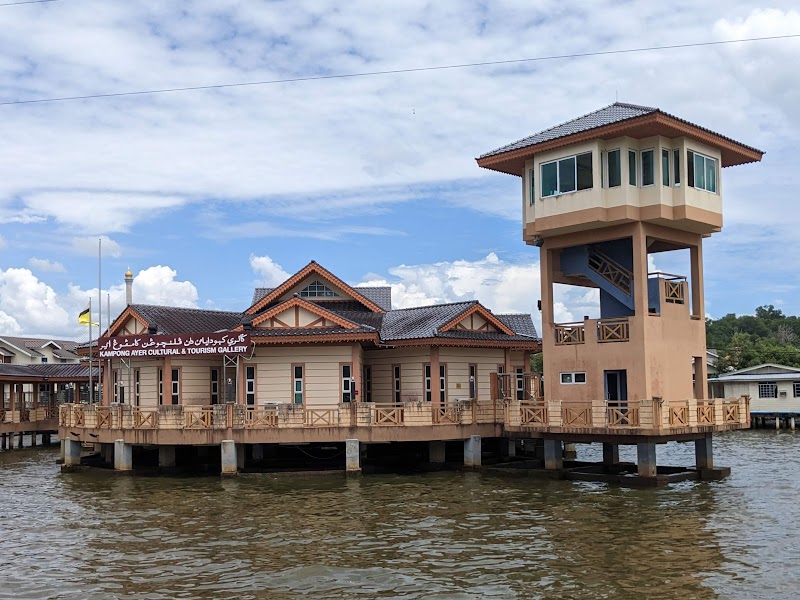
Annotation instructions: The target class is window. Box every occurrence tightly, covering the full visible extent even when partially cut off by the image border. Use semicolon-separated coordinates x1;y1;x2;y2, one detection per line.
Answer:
628;150;637;186
560;371;587;385
641;149;655;186
342;364;352;402
469;364;477;399
529;168;535;205
293;365;304;405
425;365;432;402
687;150;717;193
171;368;180;405
662;149;670;186
158;368;163;404
393;365;401;404
758;382;777;398
113;370;120;403
516;367;525;401
606;149;621;188
363;366;372;403
794;382;800;398
245;366;256;405
673;149;681;185
41;357;48;363
299;280;339;298
439;364;447;403
210;368;219;404
134;369;140;406
541;152;592;197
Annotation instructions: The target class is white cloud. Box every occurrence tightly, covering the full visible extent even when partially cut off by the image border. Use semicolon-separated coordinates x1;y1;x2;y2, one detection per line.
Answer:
250;255;291;287
70;235;122;258
127;266;199;308
28;257;66;273
0;268;71;336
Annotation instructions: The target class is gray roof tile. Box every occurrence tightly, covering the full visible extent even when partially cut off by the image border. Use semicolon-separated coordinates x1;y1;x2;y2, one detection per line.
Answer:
130;304;243;335
0;363;100;379
480;102;656;159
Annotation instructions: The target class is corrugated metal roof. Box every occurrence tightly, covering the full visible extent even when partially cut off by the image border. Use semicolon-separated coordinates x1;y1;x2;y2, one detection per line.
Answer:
713;373;800;383
479;103;656;159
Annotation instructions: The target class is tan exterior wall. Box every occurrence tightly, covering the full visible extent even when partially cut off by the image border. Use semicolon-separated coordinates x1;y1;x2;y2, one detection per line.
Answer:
363;347;430;403
439;347;509;402
524;136;723;238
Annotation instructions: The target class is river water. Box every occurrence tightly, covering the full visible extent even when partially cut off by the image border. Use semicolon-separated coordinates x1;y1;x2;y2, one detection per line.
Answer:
1;430;799;599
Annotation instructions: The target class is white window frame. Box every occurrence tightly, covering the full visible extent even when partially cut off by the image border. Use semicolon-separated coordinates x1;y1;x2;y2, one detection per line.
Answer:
393;365;401;404
515;367;525;401
640;148;655;187
662;148;671;187
341;364;352;403
672;148;681;187
628;150;637;186
688;150;718;194
540;151;592;198
758;382;777;399
794;382;800;398
245;365;256;405
363;365;372;403
171;368;180;405
293;364;304;405
603;148;622;188
560;371;587;385
424;365;432;402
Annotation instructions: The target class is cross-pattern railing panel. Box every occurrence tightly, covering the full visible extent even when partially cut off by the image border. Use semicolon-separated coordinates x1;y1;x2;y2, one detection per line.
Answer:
588;249;632;295
184;409;212;429
669;404;689;427
606;403;639;426
724;403;740;424
597;318;630;343
697;403;715;425
244;408;278;428
134;409;158;429
520;402;547;425
372;404;404;426
305;408;338;427
95;406;113;429
555;323;585;346
562;405;592;427
664;280;685;304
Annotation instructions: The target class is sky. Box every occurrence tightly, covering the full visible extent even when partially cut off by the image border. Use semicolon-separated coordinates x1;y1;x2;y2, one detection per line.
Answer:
0;0;798;341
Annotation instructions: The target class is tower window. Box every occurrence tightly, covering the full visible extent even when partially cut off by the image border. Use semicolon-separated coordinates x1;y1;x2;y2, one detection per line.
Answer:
541;152;593;197
687;150;717;193
641;149;655;186
606;149;621;188
299;280;339;298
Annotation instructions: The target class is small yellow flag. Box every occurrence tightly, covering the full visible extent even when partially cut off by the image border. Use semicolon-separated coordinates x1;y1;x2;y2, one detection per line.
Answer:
78;305;98;327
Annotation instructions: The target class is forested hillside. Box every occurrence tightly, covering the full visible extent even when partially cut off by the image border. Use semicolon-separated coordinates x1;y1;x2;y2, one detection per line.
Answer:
707;306;800;371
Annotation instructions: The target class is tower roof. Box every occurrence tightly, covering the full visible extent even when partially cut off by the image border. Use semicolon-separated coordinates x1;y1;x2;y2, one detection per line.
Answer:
477;102;763;175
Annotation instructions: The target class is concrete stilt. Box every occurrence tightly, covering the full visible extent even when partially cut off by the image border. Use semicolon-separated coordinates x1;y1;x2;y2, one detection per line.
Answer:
102;443;114;465
464;435;482;468
221;440;238;475
602;443;619;466
31;433;37;447
428;440;446;464
236;444;246;470
637;443;657;478
791;418;796;431
252;444;264;461
63;438;82;467
695;434;713;470
345;439;361;473
1;433;6;450
776;417;781;430
18;432;23;448
158;446;176;468
114;439;133;472
563;442;577;460
505;439;517;459
543;439;563;470
59;438;65;462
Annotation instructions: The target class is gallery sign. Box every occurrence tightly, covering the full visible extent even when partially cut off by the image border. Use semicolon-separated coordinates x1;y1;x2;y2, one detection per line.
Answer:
98;332;251;358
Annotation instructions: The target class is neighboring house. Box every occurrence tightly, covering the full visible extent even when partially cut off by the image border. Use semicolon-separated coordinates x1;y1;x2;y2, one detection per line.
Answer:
0;336;82;365
99;261;541;407
711;363;800;413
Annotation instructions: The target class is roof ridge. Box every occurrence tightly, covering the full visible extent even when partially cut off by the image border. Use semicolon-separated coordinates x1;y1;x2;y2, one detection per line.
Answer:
132;303;242;316
388;300;478;312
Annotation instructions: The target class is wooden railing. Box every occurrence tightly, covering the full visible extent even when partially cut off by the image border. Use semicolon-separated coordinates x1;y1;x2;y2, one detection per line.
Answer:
697;402;715;425
96;406;113;428
664;280;685;304
244;408;278;428
433;402;460;424
562;405;593;426
185;408;212;429
724;402;740;424
588;248;632;295
372;403;404;426
669;402;689;427
519;401;547;425
305;407;338;427
597;318;630;343
555;322;585;345
606;402;639;426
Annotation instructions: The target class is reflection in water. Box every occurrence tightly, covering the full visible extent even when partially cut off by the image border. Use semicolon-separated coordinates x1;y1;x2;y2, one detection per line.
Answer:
2;431;800;598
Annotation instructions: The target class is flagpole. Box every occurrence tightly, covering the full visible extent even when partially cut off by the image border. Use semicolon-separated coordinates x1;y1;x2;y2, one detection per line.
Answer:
98;237;102;404
88;298;93;404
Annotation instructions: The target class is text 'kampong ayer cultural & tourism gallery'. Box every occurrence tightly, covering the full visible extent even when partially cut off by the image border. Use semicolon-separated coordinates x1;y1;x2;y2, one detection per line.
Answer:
55;102;762;485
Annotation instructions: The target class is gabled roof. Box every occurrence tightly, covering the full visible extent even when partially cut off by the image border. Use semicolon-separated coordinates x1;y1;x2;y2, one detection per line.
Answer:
247;261;386;315
0;335;80;358
477;102;764;176
252;286;392;311
437;303;515;336
250;297;365;331
714;363;800;381
108;304;243;337
0;363;99;381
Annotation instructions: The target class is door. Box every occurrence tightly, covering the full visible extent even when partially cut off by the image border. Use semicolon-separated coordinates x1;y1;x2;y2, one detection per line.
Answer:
604;369;628;423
